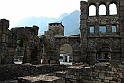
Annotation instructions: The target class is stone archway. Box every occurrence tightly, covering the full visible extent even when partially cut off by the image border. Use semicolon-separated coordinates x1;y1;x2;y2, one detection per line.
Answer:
39;35;48;64
59;44;73;65
54;36;80;64
15;35;30;64
12;28;31;64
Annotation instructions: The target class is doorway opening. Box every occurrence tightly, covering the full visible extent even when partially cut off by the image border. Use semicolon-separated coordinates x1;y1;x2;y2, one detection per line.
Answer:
14;37;24;64
96;44;111;62
59;44;73;65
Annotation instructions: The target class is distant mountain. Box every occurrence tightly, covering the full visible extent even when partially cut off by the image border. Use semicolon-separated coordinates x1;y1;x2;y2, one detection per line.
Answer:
59;10;80;35
58;13;69;20
12;10;80;35
13;16;59;35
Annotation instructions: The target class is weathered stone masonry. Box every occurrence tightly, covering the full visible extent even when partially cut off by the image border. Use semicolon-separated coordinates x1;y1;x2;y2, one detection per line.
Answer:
0;19;44;64
80;0;124;65
0;0;124;66
0;0;124;83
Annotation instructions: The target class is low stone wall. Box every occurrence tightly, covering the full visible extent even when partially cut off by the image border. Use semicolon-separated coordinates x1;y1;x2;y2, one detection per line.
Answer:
57;62;124;83
0;64;66;81
1;62;124;83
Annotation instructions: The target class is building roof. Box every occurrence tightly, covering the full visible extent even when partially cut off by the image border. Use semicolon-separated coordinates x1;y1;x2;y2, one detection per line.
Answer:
49;22;64;28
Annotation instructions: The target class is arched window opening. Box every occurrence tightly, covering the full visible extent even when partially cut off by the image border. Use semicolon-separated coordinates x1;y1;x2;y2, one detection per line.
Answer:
99;4;106;15
109;3;117;15
89;5;96;16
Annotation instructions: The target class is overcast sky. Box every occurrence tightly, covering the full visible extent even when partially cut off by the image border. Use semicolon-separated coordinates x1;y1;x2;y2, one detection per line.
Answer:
0;0;88;27
0;0;116;28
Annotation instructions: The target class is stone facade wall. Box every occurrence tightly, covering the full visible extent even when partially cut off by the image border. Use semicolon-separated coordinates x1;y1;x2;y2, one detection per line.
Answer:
80;0;124;64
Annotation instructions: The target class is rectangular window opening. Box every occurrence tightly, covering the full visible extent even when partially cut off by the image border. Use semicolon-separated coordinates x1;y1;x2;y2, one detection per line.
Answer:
99;26;106;33
112;25;116;32
90;26;94;33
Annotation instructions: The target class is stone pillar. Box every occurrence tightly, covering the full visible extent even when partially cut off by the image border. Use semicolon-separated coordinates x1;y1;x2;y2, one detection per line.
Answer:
95;24;99;34
116;24;120;32
96;3;99;16
120;0;124;61
106;25;112;33
80;1;88;63
0;19;9;64
42;43;48;64
23;46;31;63
106;2;109;16
0;51;1;64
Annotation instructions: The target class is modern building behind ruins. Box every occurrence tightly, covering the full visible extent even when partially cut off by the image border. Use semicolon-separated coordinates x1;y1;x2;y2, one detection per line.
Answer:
0;0;124;65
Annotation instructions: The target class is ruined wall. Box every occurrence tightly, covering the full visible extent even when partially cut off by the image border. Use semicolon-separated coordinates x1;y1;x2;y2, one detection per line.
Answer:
80;0;124;65
0;19;43;65
10;26;42;64
0;19;12;64
54;36;81;63
0;64;66;81
44;23;64;64
1;63;124;83
58;62;124;83
119;0;124;61
44;22;81;64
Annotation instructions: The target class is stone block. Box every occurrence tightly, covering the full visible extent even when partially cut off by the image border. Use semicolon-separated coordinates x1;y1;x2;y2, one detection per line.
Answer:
65;75;74;78
104;79;109;82
112;68;117;72
109;81;117;83
109;71;115;77
18;75;62;83
99;73;105;79
91;72;99;77
105;77;113;80
50;60;56;64
94;69;101;72
55;71;66;77
119;73;123;78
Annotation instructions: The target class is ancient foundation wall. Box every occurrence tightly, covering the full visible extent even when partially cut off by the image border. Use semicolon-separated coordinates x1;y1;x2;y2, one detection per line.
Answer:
0;63;124;83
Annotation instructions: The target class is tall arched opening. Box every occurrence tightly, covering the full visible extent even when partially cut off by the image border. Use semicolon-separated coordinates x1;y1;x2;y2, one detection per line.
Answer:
59;44;73;65
14;35;29;64
99;4;106;15
109;3;117;15
89;4;96;16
